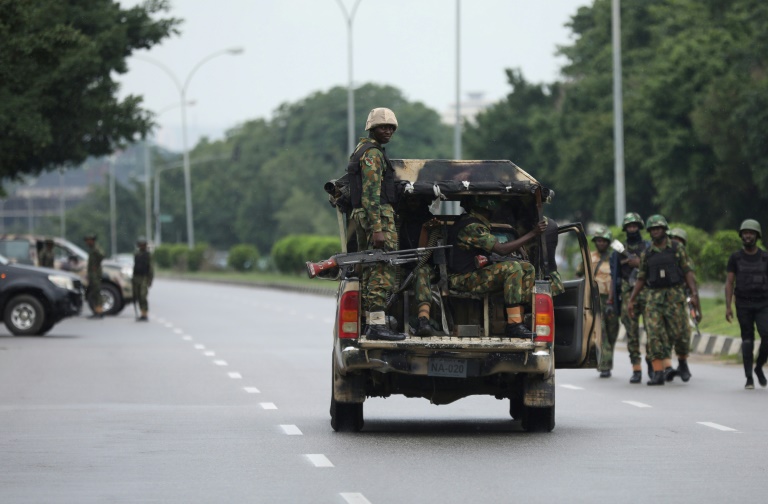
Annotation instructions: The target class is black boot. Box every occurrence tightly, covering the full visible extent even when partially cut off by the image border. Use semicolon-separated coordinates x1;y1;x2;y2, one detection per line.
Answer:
647;370;665;386
745;377;755;389
664;366;677;382
754;366;767;387
629;370;642;384
677;359;691;382
505;323;534;338
415;316;434;336
365;324;406;341
599;370;611;378
645;358;653;379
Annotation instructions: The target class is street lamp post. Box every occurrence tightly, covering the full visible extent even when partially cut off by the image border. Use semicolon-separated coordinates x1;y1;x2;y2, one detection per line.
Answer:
135;47;244;249
612;0;626;226
335;0;363;154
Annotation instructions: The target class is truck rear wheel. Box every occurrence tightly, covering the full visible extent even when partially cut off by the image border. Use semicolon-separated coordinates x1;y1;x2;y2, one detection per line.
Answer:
521;405;555;432
330;353;364;432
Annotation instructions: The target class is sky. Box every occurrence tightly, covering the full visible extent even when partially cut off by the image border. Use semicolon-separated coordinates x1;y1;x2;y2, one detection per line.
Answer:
117;0;590;151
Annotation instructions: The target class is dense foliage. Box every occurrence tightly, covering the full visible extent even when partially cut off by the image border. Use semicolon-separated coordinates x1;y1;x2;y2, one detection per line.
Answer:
0;0;179;180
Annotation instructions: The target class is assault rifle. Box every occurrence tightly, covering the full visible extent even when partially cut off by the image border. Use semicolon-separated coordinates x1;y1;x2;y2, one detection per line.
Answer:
306;245;451;279
474;252;526;269
687;295;702;338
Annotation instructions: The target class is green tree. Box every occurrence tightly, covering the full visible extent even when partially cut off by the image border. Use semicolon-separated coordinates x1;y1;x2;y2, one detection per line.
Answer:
0;0;179;180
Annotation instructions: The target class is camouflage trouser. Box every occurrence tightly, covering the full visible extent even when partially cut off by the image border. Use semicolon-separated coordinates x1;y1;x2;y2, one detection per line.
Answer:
548;271;565;297
598;292;621;371
621;282;648;365
352;206;398;313
414;264;433;308
133;275;150;312
449;261;535;306
643;286;689;361
87;274;103;308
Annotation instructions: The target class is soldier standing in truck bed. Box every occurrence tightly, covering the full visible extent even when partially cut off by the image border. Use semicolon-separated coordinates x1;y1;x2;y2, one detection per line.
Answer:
38;238;55;268
347;107;405;341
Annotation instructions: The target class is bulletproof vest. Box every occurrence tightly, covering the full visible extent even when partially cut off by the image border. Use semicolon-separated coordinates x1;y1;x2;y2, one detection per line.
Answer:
448;215;484;274
646;241;683;288
620;239;649;282
735;250;768;298
346;142;396;209
133;250;151;276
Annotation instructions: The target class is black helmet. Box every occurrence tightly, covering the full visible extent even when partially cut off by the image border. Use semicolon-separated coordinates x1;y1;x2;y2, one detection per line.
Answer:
84;234;97;240
136;236;148;245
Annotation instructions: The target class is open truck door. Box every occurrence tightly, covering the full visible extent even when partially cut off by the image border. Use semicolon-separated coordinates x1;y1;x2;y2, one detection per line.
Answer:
553;222;601;369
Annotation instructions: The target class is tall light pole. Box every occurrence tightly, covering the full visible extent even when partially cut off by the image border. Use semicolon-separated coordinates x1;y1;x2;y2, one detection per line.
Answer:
135;47;244;249
336;0;363;154
612;0;626;225
454;0;462;161
109;155;117;256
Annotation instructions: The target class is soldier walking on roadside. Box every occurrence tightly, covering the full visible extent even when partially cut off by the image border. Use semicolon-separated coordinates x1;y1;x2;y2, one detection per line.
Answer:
348;107;405;341
628;215;700;386
39;238;55;268
611;212;651;383
578;226;620;378
84;234;104;319
133;237;154;322
725;219;768;389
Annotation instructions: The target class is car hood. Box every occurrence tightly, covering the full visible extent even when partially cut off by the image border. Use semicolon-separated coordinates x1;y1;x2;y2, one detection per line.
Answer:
10;263;81;280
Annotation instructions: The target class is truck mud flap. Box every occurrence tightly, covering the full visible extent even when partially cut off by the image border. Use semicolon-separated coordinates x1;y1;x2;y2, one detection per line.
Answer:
523;374;555;408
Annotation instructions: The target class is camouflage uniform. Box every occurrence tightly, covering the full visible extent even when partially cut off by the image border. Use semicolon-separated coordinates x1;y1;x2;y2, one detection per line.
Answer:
589;249;620;372
637;241;693;360
448;210;535;305
617;240;650;365
86;241;104;310
350;137;398;313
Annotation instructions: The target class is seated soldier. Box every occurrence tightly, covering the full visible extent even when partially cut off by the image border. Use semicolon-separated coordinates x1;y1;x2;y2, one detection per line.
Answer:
448;196;547;338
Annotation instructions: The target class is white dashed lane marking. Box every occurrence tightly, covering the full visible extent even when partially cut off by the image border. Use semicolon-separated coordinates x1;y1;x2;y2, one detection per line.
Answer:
341;493;372;504
698;422;738;432
243;387;260;393
622;401;652;408
182;336;193;341
306;454;333;468
194;344;205;350
173;328;183;334
280;425;303;435
260;403;277;410
213;360;228;366
228;372;242;379
204;351;215;357
560;384;584;390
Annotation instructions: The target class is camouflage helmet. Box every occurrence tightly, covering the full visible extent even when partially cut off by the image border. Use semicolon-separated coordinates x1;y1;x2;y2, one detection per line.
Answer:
464;195;500;211
668;227;688;245
622;212;645;230
136;236;148;245
591;225;613;242
364;107;398;131
83;234;97;241
739;219;762;239
645;214;669;231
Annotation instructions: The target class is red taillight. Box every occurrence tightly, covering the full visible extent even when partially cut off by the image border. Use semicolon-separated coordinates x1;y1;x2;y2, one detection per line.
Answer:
338;290;360;339
534;292;555;343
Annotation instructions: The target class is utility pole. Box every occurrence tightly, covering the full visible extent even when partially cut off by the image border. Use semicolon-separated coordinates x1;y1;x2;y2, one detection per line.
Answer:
612;0;626;225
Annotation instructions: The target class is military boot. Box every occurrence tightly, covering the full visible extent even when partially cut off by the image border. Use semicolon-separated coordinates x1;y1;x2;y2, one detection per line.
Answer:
664;366;677;382
745;377;755;390
415;316;433;336
505;323;534;338
754;366;767;387
629;371;642;384
677;359;691;382
645;358;653;379
366;323;406;341
647;370;665;386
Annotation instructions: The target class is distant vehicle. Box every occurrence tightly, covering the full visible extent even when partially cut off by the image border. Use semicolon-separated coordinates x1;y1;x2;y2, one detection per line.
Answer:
0;235;132;316
0;254;83;336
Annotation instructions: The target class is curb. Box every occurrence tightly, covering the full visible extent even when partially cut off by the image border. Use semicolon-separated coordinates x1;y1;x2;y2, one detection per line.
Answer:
616;325;740;357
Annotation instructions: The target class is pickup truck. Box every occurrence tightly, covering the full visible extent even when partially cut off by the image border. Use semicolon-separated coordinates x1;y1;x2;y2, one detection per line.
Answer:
318;159;601;432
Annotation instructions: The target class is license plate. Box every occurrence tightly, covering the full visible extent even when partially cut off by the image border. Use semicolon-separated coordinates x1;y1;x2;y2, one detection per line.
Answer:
428;358;467;378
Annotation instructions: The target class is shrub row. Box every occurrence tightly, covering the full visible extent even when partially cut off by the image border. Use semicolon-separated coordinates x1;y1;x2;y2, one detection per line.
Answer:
154;243;209;271
271;235;341;274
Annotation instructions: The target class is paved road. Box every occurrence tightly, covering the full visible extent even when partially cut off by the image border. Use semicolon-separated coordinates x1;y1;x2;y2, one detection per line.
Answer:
0;279;765;503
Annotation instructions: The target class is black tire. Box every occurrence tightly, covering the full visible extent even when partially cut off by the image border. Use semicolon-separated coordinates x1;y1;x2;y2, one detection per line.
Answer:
37;317;56;336
521;405;555;432
330;397;364;432
90;283;123;316
4;294;46;336
330;353;364;432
